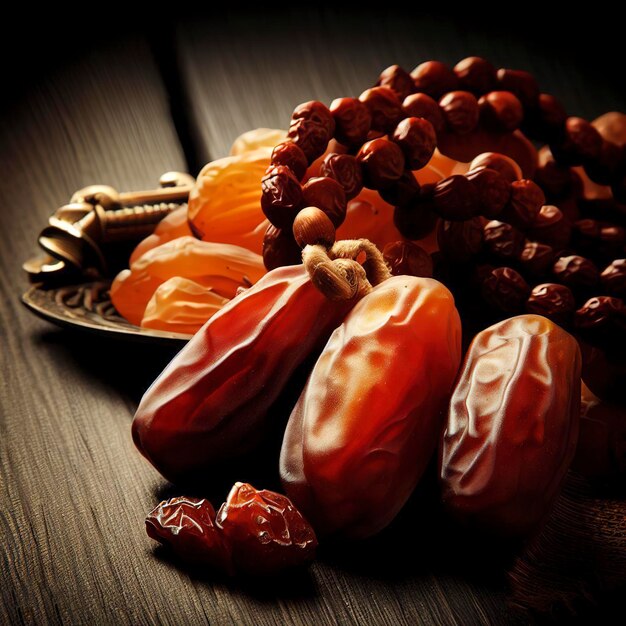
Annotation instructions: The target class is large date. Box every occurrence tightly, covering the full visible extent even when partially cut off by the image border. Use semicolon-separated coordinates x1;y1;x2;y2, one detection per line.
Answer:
440;314;581;537
132;265;355;484
280;276;462;539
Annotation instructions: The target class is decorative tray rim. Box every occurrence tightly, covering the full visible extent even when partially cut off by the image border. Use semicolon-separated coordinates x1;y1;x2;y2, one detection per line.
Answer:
22;281;192;346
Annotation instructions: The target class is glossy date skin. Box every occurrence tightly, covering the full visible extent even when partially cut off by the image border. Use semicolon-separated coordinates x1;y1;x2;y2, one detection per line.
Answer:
280;276;462;539
216;482;318;575
133;265;355;484
440;314;581;537
146;496;232;573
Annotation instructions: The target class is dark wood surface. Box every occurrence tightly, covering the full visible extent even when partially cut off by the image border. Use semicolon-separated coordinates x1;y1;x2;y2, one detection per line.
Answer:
1;11;624;625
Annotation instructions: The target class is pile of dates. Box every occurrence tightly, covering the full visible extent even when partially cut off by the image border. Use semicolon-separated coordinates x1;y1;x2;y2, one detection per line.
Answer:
136;57;626;576
137;256;583;574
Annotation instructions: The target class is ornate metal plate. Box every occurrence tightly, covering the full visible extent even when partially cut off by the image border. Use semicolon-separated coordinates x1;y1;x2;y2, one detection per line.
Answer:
22;281;192;346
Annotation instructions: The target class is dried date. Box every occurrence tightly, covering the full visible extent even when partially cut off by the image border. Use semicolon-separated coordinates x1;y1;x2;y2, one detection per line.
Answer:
440;315;581;537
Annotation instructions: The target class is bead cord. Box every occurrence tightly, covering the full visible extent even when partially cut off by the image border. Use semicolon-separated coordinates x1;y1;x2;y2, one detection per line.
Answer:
262;57;626;347
302;239;392;301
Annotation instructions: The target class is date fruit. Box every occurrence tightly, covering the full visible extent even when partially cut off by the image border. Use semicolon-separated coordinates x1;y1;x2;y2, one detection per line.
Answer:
281;276;461;538
146;486;317;576
133;265;356;483
440;315;581;537
146;497;232;573
216;482;317;575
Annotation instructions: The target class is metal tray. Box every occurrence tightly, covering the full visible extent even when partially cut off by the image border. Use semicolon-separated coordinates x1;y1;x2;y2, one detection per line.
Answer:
22;281;191;346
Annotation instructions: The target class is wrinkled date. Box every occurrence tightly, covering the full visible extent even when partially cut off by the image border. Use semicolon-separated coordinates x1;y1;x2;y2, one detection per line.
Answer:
357;138;405;190
146;497;232;573
437;218;483;264
382;241;433;277
330;97;372;147
262;224;303;270
440;315;581;537
133;265;356;483
319;154;363;201
146;486;317;576
216;482;318;575
525;283;575;326
391;117;437;170
281;276;461;538
288;101;336;162
301;176;347;227
261;165;304;228
464;167;510;219
359;86;403;134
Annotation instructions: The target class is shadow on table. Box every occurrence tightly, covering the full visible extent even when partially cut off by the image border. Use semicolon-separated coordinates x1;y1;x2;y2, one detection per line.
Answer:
149;463;517;602
150;544;318;602
317;466;519;585
34;328;180;405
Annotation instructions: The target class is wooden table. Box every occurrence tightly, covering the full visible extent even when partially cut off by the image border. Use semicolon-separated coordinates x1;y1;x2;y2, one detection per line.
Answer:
2;10;624;625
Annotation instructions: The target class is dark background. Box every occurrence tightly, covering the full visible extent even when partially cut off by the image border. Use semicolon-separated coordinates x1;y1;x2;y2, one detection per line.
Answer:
1;7;624;625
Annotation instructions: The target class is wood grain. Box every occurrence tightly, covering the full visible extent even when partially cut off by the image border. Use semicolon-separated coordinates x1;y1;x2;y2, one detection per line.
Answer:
175;10;626;164
0;38;193;626
2;11;623;626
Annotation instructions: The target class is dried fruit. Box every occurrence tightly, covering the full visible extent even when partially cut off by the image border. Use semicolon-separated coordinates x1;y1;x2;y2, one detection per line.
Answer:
270;141;309;181
330;97;372;147
411;61;458;98
439;91;480;135
526;205;571;251
301;176;347;227
525;283;576;326
281;276;461;538
261;165;304;228
141;277;229;335
188;148;271;254
230;128;287;156
437;218;483;263
382;240;433;277
359;86;403;134
600;259;626;297
320;153;363;200
376;64;415;100
518;241;555;278
440;315;581;537
262;224;303;270
391;117;437;170
132;265;356;483
500;179;545;229
481;267;530;314
146;486;317;577
432;175;478;220
496;68;539;107
146;497;232;573
478;91;524;132
111;237;265;326
402;93;445;134
216;483;317;575
483;220;525;260
552;255;600;291
470;152;522;183
454;57;497;95
129;206;193;266
288;101;335;162
357;138;405;190
464;167;510;218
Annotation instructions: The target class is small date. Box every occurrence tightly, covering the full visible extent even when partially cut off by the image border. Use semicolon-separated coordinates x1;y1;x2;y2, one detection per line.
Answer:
216;482;318;575
146;485;317;576
145;496;232;573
